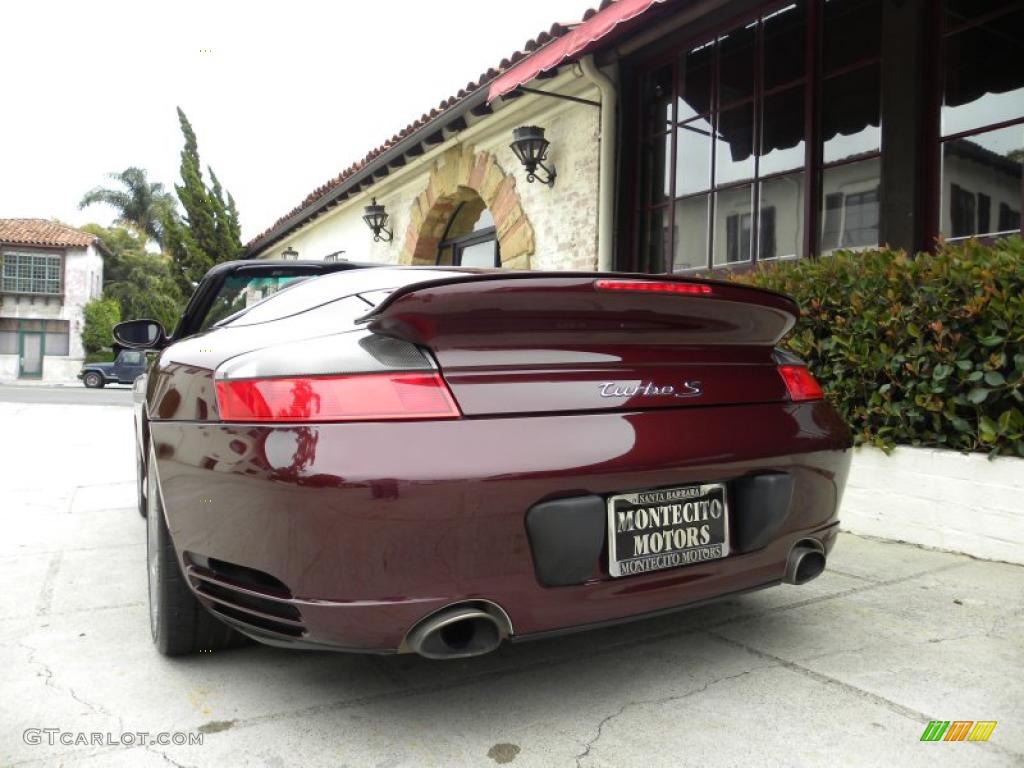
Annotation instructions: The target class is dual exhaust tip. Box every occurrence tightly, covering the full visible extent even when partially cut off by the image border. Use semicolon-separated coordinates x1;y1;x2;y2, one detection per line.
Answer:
403;602;511;660
404;543;826;660
784;541;827;585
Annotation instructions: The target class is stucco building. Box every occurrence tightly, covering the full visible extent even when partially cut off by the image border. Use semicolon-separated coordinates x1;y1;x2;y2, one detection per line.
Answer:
246;0;1022;274
0;219;105;381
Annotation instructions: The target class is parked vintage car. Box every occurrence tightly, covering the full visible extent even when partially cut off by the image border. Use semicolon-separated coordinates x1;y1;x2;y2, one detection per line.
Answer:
116;260;852;659
78;349;146;388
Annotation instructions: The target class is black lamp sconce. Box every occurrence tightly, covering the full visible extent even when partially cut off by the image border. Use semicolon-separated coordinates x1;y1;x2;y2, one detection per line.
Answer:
282;246;298;259
362;198;393;243
510;126;556;187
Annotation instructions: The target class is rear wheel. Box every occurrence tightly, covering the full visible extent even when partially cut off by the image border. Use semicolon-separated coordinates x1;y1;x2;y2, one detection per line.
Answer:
146;446;244;655
83;371;104;388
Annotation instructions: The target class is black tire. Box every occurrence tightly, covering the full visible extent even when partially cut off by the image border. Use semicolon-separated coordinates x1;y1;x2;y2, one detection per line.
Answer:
83;371;105;389
146;446;245;655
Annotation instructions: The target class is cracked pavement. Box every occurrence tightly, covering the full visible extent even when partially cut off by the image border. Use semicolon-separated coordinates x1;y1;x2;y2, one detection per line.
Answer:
1;399;1022;767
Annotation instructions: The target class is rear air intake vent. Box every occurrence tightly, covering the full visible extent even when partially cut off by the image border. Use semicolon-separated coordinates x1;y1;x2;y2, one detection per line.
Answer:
185;554;306;638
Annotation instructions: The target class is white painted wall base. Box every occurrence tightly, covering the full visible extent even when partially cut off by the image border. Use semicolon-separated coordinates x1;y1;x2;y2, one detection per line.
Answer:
0;354;84;383
841;445;1024;565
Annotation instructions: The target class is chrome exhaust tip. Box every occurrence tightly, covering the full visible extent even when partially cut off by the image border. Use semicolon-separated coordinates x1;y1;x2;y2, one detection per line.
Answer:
403;603;510;660
784;542;826;585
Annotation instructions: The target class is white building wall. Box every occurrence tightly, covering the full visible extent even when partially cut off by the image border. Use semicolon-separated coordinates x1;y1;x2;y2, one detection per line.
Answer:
0;243;103;382
254;71;603;272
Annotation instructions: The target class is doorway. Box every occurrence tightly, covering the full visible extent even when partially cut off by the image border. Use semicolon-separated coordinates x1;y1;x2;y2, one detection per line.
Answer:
19;331;43;379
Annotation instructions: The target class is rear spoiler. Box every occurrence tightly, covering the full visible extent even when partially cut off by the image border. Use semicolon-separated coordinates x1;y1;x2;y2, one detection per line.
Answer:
358;272;799;349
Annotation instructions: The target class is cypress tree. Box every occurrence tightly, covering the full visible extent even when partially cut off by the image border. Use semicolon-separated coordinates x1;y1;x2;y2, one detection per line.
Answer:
163;107;242;293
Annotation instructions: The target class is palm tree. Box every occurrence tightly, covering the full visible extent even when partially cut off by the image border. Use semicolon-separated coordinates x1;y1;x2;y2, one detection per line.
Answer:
80;167;177;246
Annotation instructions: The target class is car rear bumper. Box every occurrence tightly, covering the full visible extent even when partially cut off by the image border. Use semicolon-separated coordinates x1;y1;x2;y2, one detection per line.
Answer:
150;400;851;652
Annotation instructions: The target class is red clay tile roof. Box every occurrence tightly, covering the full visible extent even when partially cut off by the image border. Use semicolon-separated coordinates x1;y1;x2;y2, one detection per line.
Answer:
246;0;620;252
0;219;98;249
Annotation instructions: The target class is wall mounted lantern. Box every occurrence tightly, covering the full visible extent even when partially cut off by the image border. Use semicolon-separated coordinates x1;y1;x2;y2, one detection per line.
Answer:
282;246;298;260
362;198;393;243
510;126;556;187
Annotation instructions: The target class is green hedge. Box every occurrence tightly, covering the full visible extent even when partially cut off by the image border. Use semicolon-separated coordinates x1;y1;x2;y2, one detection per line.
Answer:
85;350;115;364
733;237;1024;457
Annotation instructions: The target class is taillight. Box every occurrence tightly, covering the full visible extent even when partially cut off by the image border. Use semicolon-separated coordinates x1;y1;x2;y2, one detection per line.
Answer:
215;372;460;422
594;279;712;295
778;365;824;402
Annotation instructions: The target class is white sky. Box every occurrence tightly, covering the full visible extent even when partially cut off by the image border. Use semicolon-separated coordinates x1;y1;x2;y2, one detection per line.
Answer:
0;0;597;242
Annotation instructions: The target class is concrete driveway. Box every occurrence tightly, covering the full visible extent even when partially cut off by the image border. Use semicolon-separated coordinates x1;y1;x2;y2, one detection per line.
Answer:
1;400;1022;767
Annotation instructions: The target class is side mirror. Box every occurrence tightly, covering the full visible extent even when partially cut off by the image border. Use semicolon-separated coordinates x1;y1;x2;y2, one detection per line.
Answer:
113;319;168;350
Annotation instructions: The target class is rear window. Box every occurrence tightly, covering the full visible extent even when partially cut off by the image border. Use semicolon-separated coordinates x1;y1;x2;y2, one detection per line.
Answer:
221;267;465;326
200;274;310;331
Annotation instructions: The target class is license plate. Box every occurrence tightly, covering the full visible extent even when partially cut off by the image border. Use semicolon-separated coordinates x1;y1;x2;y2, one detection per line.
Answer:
607;483;729;578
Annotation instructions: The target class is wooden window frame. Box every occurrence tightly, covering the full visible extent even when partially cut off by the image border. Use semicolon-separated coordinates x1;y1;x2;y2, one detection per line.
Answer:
628;0;894;273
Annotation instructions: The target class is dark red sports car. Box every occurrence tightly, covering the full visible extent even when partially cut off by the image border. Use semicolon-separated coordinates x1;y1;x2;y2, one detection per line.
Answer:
118;261;851;659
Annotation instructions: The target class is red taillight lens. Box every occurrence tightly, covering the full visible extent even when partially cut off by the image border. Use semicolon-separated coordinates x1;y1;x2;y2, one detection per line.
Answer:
215;372;460;422
778;365;824;402
594;279;712;295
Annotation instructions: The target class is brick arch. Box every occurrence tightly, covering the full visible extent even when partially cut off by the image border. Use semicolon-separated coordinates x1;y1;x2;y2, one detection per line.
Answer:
400;146;534;269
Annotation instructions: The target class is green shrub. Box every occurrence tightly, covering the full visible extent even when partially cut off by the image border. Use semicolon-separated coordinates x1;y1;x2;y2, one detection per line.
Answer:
733;237;1024;457
81;297;121;354
85;350;115;364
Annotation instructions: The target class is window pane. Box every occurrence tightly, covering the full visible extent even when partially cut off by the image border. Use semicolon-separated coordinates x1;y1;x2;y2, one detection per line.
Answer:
678;43;713;122
718;24;755;107
644;134;673;205
44;332;69;356
675;118;713;195
714;184;753;266
715;103;755;185
643;63;674;133
0;253;61;294
942;11;1024;136
822;64;881;163
822;0;882;74
458;240;498;268
841;189;880;246
820;157;881;252
759;173;805;259
0;331;16;354
949;183;977;237
673;195;709;270
941;124;1024;238
763;2;806;89
471;208;495;233
760;86;805;175
643;207;671;273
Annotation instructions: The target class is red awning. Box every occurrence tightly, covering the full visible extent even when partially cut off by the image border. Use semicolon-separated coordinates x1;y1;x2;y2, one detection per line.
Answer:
487;0;668;101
